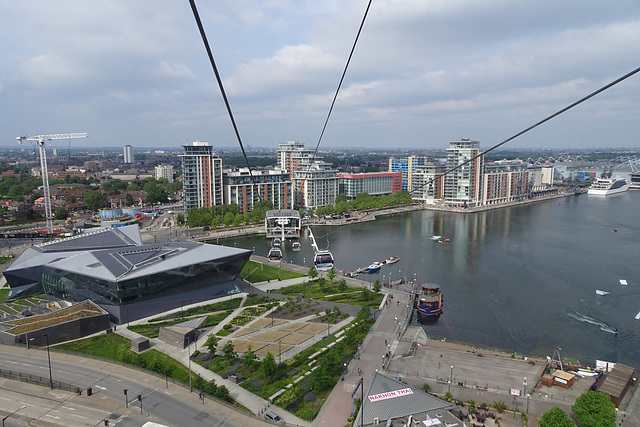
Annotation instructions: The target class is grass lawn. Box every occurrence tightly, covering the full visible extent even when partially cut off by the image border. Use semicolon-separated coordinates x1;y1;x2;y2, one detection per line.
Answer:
239;260;306;283
0;289;9;304
278;280;384;308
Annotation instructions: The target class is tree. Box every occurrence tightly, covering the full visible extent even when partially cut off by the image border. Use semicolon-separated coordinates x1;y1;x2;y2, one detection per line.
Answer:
327;268;337;282
539;406;574;427
233;213;243;227
308;265;318;280
222;341;237;362
572;391;615;427
16;203;37;221
372;279;382;293
260;353;277;378
53;206;69;220
338;279;347;293
243;345;258;368
125;193;135;206
204;334;218;354
84;190;108;210
223;212;234;227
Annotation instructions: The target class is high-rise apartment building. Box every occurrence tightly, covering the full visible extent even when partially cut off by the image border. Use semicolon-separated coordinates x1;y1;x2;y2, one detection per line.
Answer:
180;141;223;210
223;169;291;214
276;140;338;210
123;145;134;164
154;165;174;183
444;139;483;207
388;156;431;191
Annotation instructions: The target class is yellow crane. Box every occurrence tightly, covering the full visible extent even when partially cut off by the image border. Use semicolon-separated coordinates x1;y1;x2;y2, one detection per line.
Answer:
17;133;89;234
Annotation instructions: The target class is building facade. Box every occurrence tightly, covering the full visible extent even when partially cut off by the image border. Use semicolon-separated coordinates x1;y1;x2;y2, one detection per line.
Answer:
444;139;484;207
223;169;291;214
338;172;402;198
123;145;134;164
481;160;529;205
154;165;174;183
388;156;431;191
180;141;223;210
276;140;338;209
411;162;446;203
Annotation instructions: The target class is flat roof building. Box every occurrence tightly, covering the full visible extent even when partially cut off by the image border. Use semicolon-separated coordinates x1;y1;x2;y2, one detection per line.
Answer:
338;172;402;199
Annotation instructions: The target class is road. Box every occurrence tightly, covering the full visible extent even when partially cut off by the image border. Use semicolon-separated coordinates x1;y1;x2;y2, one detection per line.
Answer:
0;346;273;427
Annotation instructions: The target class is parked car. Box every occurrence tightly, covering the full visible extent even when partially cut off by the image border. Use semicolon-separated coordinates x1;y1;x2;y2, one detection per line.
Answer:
264;411;285;424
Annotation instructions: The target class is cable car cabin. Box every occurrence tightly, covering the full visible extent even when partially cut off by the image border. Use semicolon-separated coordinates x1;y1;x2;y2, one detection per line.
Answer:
268;247;283;262
314;250;334;271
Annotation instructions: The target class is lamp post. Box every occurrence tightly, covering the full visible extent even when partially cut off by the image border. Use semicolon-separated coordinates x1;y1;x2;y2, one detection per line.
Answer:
523;377;527;397
513;396;517;418
278;339;282;365
526;393;530;414
2;405;25;427
450;365;454;388
187;336;192;392
32;335;53;389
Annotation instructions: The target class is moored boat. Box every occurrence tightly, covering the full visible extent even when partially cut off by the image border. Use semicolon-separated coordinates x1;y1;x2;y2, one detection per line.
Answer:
416;284;443;320
367;261;383;272
385;256;399;264
587;177;630;195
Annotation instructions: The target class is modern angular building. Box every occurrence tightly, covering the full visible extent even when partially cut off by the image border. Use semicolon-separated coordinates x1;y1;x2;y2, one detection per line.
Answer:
180;141;223;210
3;225;251;323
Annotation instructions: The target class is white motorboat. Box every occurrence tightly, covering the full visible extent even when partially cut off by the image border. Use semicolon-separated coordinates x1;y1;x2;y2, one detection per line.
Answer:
587;177;630;195
595;290;610;296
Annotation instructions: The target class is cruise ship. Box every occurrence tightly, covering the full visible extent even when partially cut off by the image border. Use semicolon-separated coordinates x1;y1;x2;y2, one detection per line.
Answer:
587;177;630;195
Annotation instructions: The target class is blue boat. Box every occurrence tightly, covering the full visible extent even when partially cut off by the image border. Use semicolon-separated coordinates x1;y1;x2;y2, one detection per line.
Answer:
416;284;442;319
367;261;383;272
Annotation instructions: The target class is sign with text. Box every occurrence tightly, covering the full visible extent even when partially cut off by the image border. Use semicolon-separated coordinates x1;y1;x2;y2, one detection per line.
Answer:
510;388;521;396
368;388;413;402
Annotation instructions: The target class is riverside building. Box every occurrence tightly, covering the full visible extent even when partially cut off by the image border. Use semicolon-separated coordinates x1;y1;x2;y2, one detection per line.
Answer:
388;155;431;191
276;140;339;209
444;138;484;207
223;168;292;214
180;141;223;210
338;171;402;199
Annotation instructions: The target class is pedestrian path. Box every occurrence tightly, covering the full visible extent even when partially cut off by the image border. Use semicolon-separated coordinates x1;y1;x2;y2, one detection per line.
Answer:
114;294;313;427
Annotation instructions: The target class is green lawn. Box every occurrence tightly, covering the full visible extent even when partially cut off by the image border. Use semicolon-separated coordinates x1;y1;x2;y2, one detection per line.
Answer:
238;260;306;283
0;289;9;304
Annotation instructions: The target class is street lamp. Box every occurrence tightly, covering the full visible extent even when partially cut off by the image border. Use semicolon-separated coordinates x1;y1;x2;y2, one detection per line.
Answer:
523;377;527;397
2;405;25;427
187;336;192;392
450;365;454;387
526;393;530;414
31;334;53;389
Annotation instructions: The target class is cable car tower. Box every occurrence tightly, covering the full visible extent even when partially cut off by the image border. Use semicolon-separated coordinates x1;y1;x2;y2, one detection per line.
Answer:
17;133;89;234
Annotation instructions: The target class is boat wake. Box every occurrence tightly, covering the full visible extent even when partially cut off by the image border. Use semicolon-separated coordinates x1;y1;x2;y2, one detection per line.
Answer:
568;311;617;334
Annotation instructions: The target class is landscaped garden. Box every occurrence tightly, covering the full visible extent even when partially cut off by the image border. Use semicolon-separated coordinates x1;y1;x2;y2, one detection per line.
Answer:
238;260;306;283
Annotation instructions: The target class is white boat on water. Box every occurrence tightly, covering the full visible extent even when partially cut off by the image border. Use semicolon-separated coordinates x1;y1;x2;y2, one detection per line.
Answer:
431;235;442;240
596;290;610;296
587;177;630;195
367;261;383;272
385;256;399;264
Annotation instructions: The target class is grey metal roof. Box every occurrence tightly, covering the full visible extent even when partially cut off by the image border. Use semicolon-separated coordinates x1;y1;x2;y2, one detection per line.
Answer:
46;242;251;282
354;373;455;426
36;225;140;253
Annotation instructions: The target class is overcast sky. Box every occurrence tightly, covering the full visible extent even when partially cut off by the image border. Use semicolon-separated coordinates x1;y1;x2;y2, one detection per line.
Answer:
2;1;640;152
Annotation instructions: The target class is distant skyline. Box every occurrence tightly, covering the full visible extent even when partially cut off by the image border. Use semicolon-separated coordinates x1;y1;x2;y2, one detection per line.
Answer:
2;1;640;151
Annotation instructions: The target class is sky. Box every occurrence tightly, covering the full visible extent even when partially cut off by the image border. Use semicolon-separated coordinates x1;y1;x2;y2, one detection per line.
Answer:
2;1;640;151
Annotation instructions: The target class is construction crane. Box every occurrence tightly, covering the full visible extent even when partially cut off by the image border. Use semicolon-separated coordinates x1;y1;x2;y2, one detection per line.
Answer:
17;133;89;234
